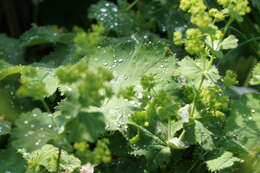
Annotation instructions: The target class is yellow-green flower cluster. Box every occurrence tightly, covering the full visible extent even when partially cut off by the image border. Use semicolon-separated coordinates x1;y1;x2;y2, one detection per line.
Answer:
173;28;206;55
173;31;183;45
184;28;205;55
217;0;250;19
209;8;225;22
180;0;212;27
200;87;229;117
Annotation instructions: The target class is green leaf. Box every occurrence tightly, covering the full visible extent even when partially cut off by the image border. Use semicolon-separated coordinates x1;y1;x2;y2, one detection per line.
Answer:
17;66;59;100
206;151;242;172
0;120;11;136
130;145;171;170
12;108;57;151
251;0;260;9
177;57;220;87
0;147;27;173
20;26;73;47
85;39;176;130
88;1;141;36
220;35;238;50
65;112;106;143
0;34;25;65
226;94;260;151
184;120;215;150
0;63;24;81
194;120;215;150
41;44;76;66
20;144;81;173
249;62;260;86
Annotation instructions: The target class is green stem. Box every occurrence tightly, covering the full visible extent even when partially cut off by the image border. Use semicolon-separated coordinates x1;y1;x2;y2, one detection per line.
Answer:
56;147;62;173
41;99;51;113
126;0;139;11
223;18;234;37
190;75;205;119
168;117;171;140
178;129;185;140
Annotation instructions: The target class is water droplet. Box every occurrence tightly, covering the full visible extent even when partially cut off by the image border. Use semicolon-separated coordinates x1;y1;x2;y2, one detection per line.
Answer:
48;124;52;128
100;8;107;12
137;93;143;99
24;120;29;124
105;3;110;7
27;131;34;135
123;75;128;80
30;124;35;128
112;7;118;12
118;58;123;63
103;62;109;66
114;22;118;26
248;116;253;120
35;141;40;145
251;109;256;113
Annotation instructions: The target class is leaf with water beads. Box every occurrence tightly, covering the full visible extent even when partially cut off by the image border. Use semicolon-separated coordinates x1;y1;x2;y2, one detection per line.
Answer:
0;34;25;65
12;108;58;152
86;39;177;130
19;144;81;173
226;93;260;152
88;1;141;36
19;25;73;47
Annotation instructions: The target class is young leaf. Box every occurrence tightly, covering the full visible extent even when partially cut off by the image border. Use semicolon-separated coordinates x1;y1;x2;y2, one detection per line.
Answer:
206;151;242;172
17;66;59;100
220;35;238;50
177;57;220;87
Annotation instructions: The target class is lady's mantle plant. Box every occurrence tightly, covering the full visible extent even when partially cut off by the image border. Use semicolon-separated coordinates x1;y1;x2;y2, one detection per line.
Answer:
0;0;259;173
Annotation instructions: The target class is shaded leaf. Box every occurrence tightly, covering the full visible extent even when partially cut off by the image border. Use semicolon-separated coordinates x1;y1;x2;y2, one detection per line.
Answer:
0;147;27;173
